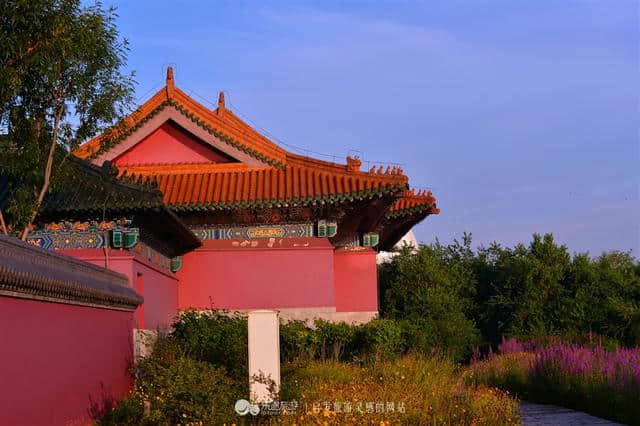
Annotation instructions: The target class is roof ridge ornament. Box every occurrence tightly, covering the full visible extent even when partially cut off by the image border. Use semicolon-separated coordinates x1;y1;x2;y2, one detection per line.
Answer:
426;191;436;204
346;156;361;172
166;66;175;97
217;91;225;114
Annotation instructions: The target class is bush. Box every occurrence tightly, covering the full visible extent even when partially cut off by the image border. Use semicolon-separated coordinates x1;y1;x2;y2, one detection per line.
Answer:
379;237;481;360
94;391;146;426
282;318;409;363
280;320;319;362
100;338;242;425
354;318;404;362
314;319;356;362
171;309;247;382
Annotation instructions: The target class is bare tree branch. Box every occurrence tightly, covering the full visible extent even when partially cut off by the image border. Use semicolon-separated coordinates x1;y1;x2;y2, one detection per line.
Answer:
0;209;7;235
20;101;65;240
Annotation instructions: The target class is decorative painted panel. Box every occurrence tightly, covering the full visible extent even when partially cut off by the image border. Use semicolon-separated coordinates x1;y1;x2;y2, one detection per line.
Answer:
193;223;314;240
27;221;138;251
25;220;173;273
27;231;106;250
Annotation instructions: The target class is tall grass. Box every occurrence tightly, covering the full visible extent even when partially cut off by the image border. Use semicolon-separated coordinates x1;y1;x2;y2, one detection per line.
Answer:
276;355;520;425
469;337;640;425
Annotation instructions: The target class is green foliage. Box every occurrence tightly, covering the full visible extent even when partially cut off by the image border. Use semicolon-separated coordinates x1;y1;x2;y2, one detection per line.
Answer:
379;232;640;350
0;0;134;232
314;319;356;361
280;320;319;362
99;338;240;426
281;318;409;364
476;234;573;342
95;392;145;426
170;309;248;382
475;234;640;346
379;233;481;360
354;318;404;362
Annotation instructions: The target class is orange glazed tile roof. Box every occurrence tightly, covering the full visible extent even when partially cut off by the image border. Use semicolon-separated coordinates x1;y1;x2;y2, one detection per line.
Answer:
387;189;440;217
75;67;437;215
120;162;408;209
75;67;288;167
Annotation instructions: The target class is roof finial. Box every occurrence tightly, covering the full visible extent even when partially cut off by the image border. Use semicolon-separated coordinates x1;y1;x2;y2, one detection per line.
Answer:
346;156;361;172
217;91;225;114
166;66;175;97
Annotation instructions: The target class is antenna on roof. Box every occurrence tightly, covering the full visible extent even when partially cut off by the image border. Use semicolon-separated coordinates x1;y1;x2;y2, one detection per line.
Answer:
166;66;175;97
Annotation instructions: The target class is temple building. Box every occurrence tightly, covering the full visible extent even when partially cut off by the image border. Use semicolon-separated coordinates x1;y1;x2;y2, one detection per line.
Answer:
18;67;439;327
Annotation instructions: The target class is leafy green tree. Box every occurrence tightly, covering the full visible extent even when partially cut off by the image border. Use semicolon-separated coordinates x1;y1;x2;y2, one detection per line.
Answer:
478;234;572;342
380;232;640;350
379;235;481;360
569;251;640;346
0;0;134;238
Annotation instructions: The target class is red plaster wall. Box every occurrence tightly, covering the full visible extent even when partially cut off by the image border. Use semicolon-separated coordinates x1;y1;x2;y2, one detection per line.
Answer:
0;297;134;426
334;248;378;312
177;238;335;310
58;249;179;330
114;121;236;165
132;256;178;329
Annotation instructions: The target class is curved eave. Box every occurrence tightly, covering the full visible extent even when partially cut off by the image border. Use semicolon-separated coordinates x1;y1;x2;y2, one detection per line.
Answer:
165;184;408;212
379;204;440;251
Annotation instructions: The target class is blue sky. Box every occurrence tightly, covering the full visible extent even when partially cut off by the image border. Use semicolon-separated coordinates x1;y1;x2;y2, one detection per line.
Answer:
109;0;638;256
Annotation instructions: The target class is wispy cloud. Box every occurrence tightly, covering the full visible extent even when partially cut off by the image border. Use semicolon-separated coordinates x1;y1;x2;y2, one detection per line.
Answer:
117;1;638;255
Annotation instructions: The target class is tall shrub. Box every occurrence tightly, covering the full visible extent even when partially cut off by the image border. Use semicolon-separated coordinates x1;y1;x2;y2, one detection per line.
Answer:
171;309;248;382
379;236;481;360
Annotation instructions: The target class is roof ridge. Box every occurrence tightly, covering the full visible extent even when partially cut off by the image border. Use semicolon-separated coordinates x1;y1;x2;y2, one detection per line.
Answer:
172;88;287;162
75;78;287;166
74;68;409;187
217;107;285;153
286;152;408;184
121;162;265;175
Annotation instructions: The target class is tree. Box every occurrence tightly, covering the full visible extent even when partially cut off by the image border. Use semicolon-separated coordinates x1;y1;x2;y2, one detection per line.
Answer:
379;232;640;350
378;236;481;360
475;234;572;343
0;0;134;238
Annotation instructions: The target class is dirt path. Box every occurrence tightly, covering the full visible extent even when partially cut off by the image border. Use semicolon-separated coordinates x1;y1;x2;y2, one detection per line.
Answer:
520;402;623;425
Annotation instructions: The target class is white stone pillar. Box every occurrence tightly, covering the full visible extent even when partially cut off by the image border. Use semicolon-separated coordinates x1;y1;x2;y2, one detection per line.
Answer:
248;310;280;403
